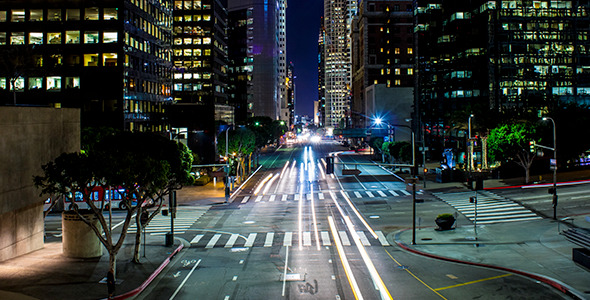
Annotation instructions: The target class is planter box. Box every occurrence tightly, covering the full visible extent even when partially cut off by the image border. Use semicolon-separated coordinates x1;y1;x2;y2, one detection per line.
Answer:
435;217;455;231
573;248;590;269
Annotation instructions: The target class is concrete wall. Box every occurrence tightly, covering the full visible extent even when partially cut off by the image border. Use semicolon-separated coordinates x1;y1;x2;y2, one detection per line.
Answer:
0;107;80;261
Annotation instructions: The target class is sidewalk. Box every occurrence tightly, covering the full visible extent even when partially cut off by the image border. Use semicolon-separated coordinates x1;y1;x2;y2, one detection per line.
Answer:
395;170;590;300
0;182;228;300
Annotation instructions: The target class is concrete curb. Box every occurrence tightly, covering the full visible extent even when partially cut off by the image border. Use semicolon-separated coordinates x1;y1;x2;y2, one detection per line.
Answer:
104;243;184;300
393;230;587;300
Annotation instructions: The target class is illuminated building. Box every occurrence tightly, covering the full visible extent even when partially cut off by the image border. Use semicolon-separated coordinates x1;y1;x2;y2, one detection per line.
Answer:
228;0;281;120
351;0;414;131
323;0;358;129
415;0;590;155
0;0;174;132
318;17;326;127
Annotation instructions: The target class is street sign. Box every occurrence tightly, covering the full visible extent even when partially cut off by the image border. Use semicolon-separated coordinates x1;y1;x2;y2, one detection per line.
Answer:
550;159;556;166
342;169;361;176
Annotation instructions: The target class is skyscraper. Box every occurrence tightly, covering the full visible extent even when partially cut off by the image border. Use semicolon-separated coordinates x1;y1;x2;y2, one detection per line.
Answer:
323;0;357;129
0;0;174;132
228;0;281;120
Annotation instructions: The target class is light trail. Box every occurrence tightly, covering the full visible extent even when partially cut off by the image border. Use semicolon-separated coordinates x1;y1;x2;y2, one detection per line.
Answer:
280;161;290;179
290;159;297;177
310;185;320;251
253;173;273;195
317;162;326;179
298;162;304;250
262;173;280;195
340;190;378;239
328;216;363;300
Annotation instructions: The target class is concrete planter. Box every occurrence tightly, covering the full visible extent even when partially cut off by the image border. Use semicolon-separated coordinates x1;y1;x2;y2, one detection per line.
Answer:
62;211;103;258
435;217;455;231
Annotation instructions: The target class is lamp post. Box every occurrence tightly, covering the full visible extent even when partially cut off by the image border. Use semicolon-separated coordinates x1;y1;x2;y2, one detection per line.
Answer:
224;126;231;203
468;114;475;172
543;117;557;220
374;117;417;244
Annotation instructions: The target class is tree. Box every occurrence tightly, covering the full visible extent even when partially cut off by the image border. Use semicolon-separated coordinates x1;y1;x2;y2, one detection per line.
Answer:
488;123;538;183
370;137;384;160
218;128;256;182
34;132;192;297
389;141;412;163
0;45;36;105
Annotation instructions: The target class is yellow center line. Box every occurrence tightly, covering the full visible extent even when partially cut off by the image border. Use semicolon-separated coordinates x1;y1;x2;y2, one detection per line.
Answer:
434;273;513;291
384;248;448;300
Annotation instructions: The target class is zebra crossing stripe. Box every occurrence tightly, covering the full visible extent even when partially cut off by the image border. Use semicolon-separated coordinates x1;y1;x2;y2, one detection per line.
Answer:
206;234;222;249
401;190;411;196
377;191;387;197
321;231;331;246
241;196;250;204
225;234;239;248
284;232;292;246
357;231;371;246
264;232;274;247
389;190;399;196
339;231;351;246
303;232;312;246
307;194;312;200
318;192;325;200
282;194;288;201
269;195;276;202
244;233;257;247
294;194;300;201
354;191;362;198
376;231;390;246
255;195;263;202
190;234;204;244
366;191;375;198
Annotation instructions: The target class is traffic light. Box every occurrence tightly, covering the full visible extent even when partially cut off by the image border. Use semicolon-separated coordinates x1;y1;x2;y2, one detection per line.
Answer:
325;157;334;174
529;140;535;153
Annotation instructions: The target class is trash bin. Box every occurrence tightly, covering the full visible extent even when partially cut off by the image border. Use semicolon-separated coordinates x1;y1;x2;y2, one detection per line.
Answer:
165;232;174;247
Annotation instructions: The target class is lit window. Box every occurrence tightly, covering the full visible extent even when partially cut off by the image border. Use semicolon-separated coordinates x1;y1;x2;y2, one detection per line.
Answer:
83;54;99;66
48;32;61;44
395;68;401;75
103;32;117;43
174;83;182;91
0;11;6;22
407;48;413;54
374;79;378;84
380;48;383;52
84;31;99;43
407;68;413;75
11;9;25;22
394;48;400;54
184;49;192;56
0;33;5;45
30;9;43;21
66;31;80;44
395;80;401;86
183;38;192;44
47;76;61;91
29;77;43;90
104;8;117;20
10;77;24;91
203;15;211;21
65;77;80;89
29;32;43;44
66;9;80;21
48;9;61;21
85;7;99;20
103;53;117;66
203;37;211;44
10;32;24;45
0;77;6;89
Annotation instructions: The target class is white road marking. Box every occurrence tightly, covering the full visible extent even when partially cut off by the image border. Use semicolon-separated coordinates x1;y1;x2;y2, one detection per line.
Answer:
264;232;274;247
244;233;257;247
206;234;221;249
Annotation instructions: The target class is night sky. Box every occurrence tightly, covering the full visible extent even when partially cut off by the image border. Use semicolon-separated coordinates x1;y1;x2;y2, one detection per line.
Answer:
287;0;324;118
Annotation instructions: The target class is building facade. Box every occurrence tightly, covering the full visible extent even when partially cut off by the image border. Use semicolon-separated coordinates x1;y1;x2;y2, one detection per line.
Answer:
317;17;326;127
0;0;174;132
323;0;357;129
278;0;289;124
415;0;590;155
351;0;414;129
228;0;280;120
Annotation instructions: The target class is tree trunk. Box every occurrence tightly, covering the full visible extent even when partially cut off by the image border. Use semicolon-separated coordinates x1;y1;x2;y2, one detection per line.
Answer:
133;210;143;263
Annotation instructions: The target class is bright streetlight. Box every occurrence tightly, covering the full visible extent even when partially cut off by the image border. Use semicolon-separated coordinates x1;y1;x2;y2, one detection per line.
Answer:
542;117;558;219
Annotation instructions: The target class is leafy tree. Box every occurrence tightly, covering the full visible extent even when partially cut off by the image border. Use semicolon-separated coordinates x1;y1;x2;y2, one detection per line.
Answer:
488;123;538;183
218;127;256;181
389;141;412;163
382;141;392;162
34;132;192;296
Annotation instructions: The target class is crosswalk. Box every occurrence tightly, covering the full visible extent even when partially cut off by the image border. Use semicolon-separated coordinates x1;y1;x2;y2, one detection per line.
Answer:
434;190;542;224
189;230;391;248
239;189;420;204
129;207;208;235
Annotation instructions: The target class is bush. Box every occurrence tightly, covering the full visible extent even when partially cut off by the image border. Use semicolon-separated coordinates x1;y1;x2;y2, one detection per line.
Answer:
436;213;454;219
194;175;211;186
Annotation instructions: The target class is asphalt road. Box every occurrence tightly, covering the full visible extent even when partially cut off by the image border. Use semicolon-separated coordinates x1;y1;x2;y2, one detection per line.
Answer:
133;139;567;300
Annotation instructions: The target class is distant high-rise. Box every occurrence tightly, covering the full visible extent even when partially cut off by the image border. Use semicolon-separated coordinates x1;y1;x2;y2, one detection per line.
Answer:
323;0;358;129
0;0;174;132
317;16;326;127
228;0;281;120
351;0;414;132
278;0;289;124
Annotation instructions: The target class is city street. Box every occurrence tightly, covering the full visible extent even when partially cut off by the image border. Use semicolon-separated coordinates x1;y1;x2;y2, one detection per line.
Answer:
133;140;568;299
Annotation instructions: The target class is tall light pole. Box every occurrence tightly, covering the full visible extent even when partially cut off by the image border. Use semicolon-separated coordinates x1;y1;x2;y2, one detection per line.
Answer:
224;126;231;203
468;114;475;172
543;117;557;219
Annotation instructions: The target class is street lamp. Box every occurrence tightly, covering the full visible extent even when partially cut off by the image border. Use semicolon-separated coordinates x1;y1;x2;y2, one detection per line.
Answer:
543;117;557;220
373;117;418;244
